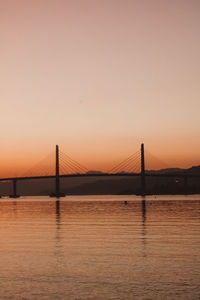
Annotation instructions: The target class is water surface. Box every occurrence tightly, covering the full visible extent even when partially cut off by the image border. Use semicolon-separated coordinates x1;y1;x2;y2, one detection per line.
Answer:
0;195;200;299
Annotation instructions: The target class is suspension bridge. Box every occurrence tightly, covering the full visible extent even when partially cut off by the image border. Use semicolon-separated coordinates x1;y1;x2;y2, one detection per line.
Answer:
0;144;199;198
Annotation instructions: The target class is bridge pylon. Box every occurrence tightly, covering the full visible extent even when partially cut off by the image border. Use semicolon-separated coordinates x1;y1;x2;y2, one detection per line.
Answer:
50;145;65;198
141;143;146;195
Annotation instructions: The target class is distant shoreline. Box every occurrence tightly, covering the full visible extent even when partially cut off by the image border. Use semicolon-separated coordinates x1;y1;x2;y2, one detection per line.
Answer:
1;192;200;198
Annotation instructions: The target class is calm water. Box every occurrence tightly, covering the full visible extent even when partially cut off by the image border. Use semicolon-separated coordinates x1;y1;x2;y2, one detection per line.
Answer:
0;195;200;300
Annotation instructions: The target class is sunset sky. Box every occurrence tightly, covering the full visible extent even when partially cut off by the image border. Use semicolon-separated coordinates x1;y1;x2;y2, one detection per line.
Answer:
0;0;200;176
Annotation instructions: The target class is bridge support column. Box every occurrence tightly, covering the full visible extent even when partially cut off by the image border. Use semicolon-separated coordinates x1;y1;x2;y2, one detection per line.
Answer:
141;143;146;195
9;179;20;198
56;144;60;196
50;145;65;198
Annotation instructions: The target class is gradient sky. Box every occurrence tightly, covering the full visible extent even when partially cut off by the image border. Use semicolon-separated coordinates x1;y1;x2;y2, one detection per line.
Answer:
0;0;200;175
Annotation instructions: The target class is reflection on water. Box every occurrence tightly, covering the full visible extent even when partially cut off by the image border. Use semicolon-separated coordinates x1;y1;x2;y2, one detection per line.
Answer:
0;195;200;300
141;197;147;257
56;198;60;228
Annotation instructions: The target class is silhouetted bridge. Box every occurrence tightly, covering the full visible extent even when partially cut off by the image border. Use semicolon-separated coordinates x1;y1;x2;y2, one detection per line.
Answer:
0;144;199;198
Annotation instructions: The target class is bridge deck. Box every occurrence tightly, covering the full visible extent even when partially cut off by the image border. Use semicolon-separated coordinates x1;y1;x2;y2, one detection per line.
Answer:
0;172;200;182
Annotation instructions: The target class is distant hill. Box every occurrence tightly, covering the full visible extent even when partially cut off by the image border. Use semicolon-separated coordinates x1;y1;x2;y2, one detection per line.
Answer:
147;165;200;175
85;170;105;175
187;166;200;174
85;165;200;176
146;168;185;174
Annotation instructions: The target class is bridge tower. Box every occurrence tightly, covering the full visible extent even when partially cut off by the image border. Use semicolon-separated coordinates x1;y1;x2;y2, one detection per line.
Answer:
56;145;60;195
141;143;146;195
50;145;65;198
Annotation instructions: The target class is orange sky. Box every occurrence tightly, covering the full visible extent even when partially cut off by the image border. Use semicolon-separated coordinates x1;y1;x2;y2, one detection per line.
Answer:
0;0;200;176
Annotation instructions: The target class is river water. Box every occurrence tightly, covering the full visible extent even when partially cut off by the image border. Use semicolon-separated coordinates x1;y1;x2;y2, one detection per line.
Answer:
0;195;199;300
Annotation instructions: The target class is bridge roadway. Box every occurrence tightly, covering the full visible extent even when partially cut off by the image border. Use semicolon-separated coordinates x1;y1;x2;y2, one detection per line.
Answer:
0;172;200;182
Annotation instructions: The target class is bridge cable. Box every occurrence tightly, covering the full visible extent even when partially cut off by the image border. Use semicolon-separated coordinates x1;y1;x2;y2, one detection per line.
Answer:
109;150;140;173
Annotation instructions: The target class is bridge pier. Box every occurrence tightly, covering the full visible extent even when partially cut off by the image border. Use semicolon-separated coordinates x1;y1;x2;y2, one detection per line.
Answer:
9;179;20;198
140;143;146;195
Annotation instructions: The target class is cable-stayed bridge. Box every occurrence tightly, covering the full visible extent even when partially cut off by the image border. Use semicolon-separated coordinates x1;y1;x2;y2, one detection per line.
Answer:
0;144;199;198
